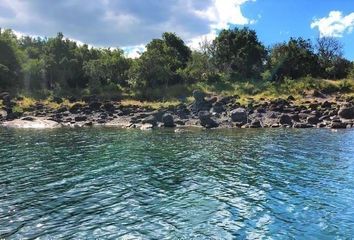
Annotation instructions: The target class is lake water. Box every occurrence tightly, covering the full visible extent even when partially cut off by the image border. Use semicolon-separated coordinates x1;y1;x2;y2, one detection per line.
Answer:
1;128;354;239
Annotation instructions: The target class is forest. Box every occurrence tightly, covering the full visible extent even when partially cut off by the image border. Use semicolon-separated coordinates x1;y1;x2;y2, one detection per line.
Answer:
0;27;353;101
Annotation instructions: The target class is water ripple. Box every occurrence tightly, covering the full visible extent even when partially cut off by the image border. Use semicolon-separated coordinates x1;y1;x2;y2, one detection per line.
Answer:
0;128;354;239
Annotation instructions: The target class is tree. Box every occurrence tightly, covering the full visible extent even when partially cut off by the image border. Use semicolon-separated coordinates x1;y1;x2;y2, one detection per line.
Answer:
315;37;350;79
83;48;131;93
0;30;22;91
129;32;191;89
268;38;319;81
212;27;267;79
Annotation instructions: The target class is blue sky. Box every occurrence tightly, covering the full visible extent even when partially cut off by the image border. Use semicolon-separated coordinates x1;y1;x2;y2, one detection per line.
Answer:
0;0;353;59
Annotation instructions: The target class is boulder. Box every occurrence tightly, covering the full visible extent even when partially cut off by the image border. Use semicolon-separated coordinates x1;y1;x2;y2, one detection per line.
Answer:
69;103;83;114
74;116;87;122
250;119;262;128
198;111;218;129
103;102;115;113
279;114;292;125
230;108;247;123
191;90;212;112
162;113;175;127
307;116;320;125
211;101;225;114
338;105;354;119
331;121;347;129
142;115;157;127
89;102;102;111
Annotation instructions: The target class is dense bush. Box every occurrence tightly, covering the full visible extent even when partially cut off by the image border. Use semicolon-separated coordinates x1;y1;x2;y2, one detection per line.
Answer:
0;27;352;100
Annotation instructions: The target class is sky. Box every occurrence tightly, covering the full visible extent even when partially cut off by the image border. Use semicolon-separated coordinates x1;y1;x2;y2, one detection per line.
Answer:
0;0;353;59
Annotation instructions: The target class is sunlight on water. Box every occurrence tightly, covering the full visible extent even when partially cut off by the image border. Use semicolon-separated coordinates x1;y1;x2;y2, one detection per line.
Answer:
0;128;354;239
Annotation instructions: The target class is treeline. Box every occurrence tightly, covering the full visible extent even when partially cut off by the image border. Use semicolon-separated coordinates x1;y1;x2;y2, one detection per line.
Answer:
0;27;353;99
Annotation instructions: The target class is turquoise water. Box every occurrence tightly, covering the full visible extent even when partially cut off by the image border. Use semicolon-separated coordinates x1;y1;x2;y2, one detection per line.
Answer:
0;128;354;239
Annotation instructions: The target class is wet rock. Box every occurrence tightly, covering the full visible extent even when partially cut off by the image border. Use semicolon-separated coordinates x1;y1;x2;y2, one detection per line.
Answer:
198;111;218;129
230;108;247;123
162;113;175;127
279;114;293;125
140;123;154;130
75;116;87;122
250;119;262;128
142;115;157;127
338;105;354;119
85;122;93;127
307;116;320;125
331;121;347;129
293;123;313;128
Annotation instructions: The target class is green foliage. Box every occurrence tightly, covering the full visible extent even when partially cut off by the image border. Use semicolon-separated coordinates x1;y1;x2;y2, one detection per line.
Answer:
0;27;353;102
349;64;354;79
268;38;319;82
0;30;22;91
129;32;191;90
83;49;131;93
212;27;267;79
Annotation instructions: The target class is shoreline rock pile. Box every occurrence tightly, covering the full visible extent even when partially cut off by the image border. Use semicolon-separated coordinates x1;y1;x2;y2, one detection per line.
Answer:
1;91;354;130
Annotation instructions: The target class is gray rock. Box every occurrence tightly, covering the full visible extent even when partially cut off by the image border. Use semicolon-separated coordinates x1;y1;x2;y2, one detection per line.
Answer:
142;115;157;127
338;105;354;119
103;102;115;112
198;111;218;129
89;102;102;111
250;119;262;128
162;114;175;127
293;123;314;128
69;103;83;114
192;90;212;112
230;108;247;123
211;102;225;114
279;114;292;125
75;116;87;122
307;116;320;125
331;121;347;129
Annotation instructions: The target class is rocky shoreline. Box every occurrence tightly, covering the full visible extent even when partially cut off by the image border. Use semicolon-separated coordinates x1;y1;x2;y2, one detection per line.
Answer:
1;91;354;130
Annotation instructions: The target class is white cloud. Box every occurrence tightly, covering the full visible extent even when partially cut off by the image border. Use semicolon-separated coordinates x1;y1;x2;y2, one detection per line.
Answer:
311;11;354;37
195;0;254;29
190;0;255;50
0;0;255;52
123;44;146;58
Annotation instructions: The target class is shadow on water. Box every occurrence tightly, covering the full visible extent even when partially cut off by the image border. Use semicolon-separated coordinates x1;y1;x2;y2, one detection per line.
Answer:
0;127;354;238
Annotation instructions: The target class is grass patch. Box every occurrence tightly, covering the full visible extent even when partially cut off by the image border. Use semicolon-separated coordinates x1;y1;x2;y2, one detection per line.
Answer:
120;99;182;110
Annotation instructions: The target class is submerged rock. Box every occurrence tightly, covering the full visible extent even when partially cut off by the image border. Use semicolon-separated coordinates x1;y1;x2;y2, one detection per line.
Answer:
2;117;60;129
